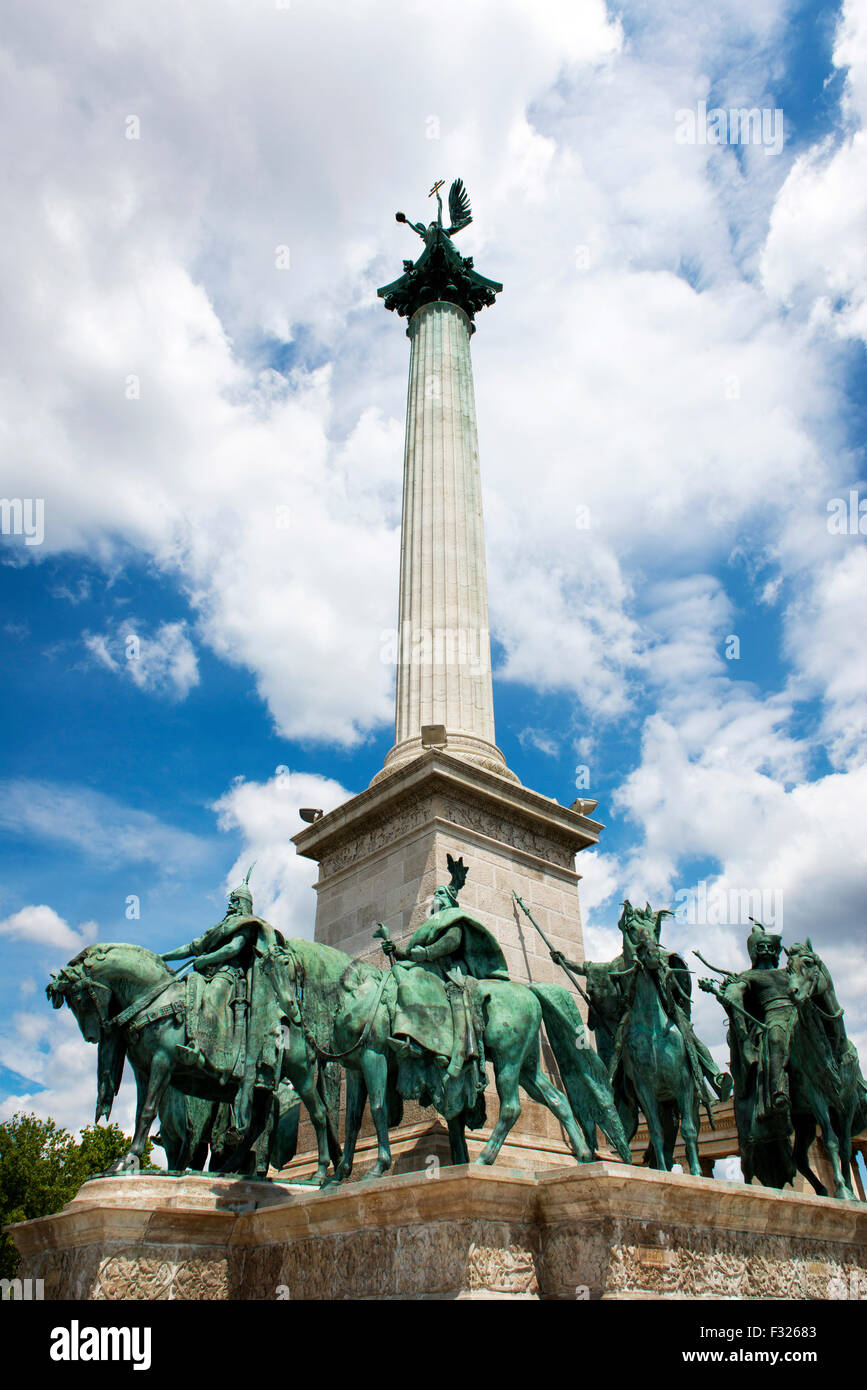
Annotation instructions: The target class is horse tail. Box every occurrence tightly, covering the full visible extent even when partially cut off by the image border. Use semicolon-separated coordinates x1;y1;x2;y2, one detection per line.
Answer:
529;982;632;1163
676;1010;716;1129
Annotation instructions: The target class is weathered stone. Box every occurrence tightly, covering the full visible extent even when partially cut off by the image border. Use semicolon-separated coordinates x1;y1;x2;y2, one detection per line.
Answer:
12;1164;867;1301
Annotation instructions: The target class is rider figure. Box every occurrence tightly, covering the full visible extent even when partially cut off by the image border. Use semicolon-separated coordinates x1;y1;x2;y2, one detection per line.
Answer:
551;924;732;1103
721;922;794;1121
381;855;509;1088
161;866;282;1139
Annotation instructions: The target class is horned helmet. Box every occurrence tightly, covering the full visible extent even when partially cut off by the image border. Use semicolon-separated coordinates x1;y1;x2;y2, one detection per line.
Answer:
432;853;468;911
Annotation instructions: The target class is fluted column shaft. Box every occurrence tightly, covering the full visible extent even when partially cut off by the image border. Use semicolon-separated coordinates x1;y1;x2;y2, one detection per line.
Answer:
381;300;511;780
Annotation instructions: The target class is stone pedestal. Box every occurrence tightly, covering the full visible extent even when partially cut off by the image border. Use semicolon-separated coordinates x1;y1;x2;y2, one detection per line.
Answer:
12;1165;867;1300
7;1174;298;1301
292;748;601;1168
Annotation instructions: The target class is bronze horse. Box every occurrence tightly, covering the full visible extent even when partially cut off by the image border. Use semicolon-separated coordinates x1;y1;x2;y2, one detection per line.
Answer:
47;941;337;1181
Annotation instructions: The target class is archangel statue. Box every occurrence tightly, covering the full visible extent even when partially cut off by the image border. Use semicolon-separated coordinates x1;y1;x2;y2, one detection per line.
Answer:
377;178;502;329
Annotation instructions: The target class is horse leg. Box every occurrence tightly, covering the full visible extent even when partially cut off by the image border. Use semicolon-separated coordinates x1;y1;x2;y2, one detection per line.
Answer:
113;1048;172;1173
792;1115;827;1197
359;1049;393;1180
813;1100;856;1201
281;1029;332;1185
191;1101;216;1171
331;1068;367;1182
837;1113;857;1200
476;1060;523;1166
676;1089;702;1177
659;1101;679;1170
520;1062;592;1163
632;1078;668;1171
617;1093;638;1148
447;1113;469;1165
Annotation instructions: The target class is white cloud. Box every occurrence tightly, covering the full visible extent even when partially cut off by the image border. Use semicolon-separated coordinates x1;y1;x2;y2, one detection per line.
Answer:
84;618;199;700
212;768;354;939
0;780;213;871
0;905;98;952
517;727;561;758
783;547;867;770
1;0;865;1086
0;1009;138;1139
761;0;867;343
0;0;850;752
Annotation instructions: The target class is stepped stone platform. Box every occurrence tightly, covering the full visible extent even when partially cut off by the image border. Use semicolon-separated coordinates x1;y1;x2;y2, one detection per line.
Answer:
10;1163;867;1300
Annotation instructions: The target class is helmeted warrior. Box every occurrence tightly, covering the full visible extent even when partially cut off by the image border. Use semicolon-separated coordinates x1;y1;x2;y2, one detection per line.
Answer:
161;865;283;1140
719;921;794;1125
551;906;732;1103
382;855;509;1089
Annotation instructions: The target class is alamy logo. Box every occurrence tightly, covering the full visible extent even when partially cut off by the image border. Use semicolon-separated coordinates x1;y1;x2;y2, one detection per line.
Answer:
380;622;489;673
675;102;784;155
49;1320;152;1371
0;1277;44;1300
0;498;44;545
674;879;783;930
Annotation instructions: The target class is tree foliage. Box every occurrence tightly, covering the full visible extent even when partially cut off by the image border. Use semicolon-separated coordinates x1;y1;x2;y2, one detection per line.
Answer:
0;1112;152;1279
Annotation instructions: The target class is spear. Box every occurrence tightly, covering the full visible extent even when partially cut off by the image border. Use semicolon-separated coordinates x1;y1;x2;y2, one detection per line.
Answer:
513;891;597;1015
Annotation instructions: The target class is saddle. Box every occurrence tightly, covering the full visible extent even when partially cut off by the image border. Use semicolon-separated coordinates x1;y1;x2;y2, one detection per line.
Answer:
388;963;453;1057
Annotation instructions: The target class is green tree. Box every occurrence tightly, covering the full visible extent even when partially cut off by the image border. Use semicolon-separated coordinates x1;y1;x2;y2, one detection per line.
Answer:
0;1112;152;1279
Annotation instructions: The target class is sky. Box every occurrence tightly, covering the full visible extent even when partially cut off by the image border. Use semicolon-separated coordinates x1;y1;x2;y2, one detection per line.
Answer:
0;0;865;1164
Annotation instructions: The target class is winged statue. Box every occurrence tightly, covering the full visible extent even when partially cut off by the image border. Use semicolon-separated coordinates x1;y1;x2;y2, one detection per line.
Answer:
378;177;501;330
396;178;473;242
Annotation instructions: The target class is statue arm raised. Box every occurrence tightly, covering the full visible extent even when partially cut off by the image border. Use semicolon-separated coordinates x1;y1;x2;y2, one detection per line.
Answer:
395;211;426;238
162;942;197;962
550;950;585;973
161;918;227;962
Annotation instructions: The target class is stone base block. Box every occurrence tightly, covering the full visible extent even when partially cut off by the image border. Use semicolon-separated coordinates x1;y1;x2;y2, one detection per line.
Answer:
10;1164;867;1300
7;1174;301;1301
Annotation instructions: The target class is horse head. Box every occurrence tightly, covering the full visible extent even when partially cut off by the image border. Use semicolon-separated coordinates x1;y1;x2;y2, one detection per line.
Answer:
46;941;169;1044
618;900;673;976
785;939;832;1007
46;949;110;1043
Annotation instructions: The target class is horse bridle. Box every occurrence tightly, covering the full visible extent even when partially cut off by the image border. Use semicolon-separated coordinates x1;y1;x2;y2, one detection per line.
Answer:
789;956;844;1022
62;958;180;1034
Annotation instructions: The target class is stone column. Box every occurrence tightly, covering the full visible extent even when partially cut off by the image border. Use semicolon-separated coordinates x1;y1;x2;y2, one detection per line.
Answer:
379;299;513;783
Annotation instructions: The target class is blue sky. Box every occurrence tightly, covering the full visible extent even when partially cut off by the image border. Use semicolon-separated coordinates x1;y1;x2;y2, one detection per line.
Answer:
1;0;865;1147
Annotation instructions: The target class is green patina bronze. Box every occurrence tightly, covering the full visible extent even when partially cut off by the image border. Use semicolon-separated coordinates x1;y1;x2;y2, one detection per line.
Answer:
278;855;630;1178
377;854;507;1091
46;858;632;1183
377;178;502;330
699;925;867;1200
552;901;731;1176
47;870;339;1184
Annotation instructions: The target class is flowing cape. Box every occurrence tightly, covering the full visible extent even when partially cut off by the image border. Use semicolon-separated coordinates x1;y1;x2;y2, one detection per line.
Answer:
407;907;509;980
